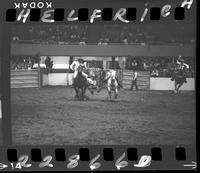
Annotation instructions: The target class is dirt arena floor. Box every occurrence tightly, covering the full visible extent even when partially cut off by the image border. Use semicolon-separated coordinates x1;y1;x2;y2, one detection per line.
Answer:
11;87;195;145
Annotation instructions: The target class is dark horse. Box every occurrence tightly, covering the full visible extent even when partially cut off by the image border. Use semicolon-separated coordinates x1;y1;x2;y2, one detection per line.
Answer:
73;65;88;100
171;68;186;93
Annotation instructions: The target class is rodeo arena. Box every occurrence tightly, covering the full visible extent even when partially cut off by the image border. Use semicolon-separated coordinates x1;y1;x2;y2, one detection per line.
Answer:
9;21;196;145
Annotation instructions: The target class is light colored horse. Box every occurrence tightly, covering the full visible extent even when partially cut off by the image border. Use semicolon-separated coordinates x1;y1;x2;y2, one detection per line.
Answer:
106;70;119;99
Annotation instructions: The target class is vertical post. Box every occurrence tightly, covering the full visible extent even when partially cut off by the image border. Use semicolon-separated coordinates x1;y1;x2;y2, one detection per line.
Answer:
148;70;150;90
69;56;73;71
69;56;74;86
69;56;73;66
37;53;42;88
112;56;115;69
103;59;107;69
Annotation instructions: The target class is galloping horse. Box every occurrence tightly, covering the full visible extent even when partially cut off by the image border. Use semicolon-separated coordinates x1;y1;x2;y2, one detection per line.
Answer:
73;65;88;100
171;68;186;93
96;69;119;99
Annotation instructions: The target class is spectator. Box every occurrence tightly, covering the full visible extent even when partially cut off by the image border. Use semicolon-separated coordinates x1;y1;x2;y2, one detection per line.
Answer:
131;59;138;70
151;69;159;77
45;56;53;72
130;68;138;91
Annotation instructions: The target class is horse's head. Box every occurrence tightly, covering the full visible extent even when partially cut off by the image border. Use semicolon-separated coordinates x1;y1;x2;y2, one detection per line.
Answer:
77;64;84;73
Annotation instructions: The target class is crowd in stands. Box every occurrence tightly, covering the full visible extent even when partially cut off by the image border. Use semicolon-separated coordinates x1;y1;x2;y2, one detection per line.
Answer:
10;56;195;77
11;24;195;45
10;56;38;70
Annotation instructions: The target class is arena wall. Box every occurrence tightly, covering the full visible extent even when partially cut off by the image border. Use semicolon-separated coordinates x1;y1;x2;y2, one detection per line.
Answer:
42;73;195;91
42;74;48;86
11;44;195;57
43;73;73;86
150;78;195;90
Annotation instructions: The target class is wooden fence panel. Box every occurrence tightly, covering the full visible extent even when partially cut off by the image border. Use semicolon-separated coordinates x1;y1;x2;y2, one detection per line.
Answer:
122;70;150;90
10;70;39;88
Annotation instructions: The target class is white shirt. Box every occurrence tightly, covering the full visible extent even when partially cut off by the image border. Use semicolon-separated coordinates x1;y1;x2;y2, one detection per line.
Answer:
133;71;138;80
176;60;189;70
70;61;87;71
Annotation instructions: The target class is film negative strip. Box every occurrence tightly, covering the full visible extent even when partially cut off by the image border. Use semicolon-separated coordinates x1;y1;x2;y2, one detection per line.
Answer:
0;0;198;171
0;145;197;170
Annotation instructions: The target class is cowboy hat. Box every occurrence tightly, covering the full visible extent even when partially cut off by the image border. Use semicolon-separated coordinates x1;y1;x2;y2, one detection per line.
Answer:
78;58;84;63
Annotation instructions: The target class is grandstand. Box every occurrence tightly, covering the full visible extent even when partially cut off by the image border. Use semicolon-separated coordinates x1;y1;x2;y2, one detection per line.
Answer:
11;24;195;45
10;23;195;90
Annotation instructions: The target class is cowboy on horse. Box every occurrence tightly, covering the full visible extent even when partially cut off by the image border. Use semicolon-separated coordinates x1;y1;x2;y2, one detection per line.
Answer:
70;58;97;100
171;56;189;93
171;55;189;83
70;58;96;86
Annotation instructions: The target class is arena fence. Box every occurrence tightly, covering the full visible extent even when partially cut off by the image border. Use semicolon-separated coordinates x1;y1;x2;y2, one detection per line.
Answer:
10;69;151;90
86;68;150;90
10;69;194;90
122;70;150;90
10;69;40;88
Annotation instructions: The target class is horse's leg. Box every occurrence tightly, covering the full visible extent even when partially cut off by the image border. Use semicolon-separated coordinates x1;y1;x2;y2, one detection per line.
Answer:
177;82;183;93
115;89;118;99
74;87;79;98
108;90;111;100
78;88;82;100
96;80;102;93
89;86;94;95
174;82;178;93
80;87;85;100
91;88;94;95
83;86;87;100
108;85;111;100
80;88;83;100
115;82;118;99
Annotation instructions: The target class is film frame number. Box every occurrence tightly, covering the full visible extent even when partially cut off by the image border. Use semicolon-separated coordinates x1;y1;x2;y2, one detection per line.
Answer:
89;154;101;170
39;155;53;168
67;154;80;169
8;153;152;170
115;152;128;170
10;155;32;170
